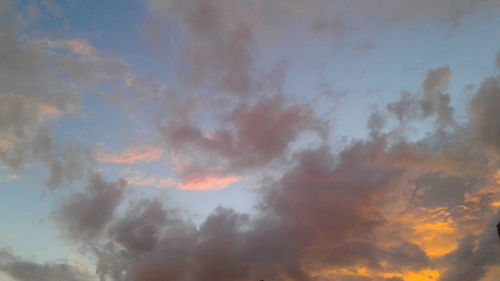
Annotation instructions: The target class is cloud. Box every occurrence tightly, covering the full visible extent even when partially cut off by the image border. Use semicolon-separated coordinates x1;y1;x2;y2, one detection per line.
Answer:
468;76;500;155
54;174;127;242
97;146;164;164
47;60;500;280
387;66;455;127
438;215;500;281
0;1;130;188
0;250;93;281
386;91;421;124
420;66;454;127
163;96;318;171
122;166;242;190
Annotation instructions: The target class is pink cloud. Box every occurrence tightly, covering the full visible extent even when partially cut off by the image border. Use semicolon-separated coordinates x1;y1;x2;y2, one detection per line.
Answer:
179;175;243;190
97;146;164;164
122;166;241;190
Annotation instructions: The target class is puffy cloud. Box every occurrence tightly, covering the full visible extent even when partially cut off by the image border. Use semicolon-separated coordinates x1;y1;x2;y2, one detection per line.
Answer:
421;66;454;127
54;174;127;242
387;66;455;127
145;0;256;95
468;76;500;155
81;140;433;281
386;91;421;124
164;96;318;171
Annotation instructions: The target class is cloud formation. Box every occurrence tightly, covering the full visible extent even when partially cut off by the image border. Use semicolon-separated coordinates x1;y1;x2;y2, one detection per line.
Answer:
54;174;127;242
97;146;164;164
54;61;500;280
0;250;92;281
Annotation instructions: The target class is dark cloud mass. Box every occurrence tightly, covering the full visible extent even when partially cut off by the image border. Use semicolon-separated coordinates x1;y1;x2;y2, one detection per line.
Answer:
0;250;90;281
82;65;500;280
468;76;500;154
54;174;127;243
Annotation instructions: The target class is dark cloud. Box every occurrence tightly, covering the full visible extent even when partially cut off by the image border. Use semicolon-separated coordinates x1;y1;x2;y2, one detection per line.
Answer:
0;250;92;281
386;91;420;123
421;66;454;126
468;76;500;155
54;174;127;243
413;173;472;208
108;199;169;253
385;66;455;128
85;140;432;281
438;215;500;281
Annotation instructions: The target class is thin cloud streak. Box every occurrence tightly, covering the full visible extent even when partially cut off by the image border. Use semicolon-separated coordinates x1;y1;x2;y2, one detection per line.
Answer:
97;146;164;164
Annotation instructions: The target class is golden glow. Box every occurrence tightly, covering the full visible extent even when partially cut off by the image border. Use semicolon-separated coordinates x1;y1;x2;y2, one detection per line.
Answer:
404;269;441;281
317;266;442;281
494;170;500;185
399;208;460;257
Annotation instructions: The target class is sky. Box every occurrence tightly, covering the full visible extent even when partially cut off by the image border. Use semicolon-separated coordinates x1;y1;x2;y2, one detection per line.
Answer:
0;0;500;280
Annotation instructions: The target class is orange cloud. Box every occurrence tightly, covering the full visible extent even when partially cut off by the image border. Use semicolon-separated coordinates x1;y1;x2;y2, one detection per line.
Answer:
97;146;164;164
179;176;243;190
399;207;460;257
318;266;441;281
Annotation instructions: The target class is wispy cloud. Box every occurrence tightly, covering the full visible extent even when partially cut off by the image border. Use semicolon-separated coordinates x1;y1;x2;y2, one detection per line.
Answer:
0;174;21;183
122;169;174;189
178;175;243;190
97;146;164;164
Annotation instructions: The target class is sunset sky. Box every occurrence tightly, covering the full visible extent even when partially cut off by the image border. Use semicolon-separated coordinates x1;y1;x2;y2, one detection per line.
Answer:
1;0;500;280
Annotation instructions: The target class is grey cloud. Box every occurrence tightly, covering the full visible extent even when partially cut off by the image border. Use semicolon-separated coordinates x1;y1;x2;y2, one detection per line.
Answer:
386;91;420;123
421;66;454;126
83;53;500;281
385;66;454;127
468;76;500;155
414;173;472;209
109;199;169;254
146;0;256;95
164;96;318;171
438;215;500;281
0;250;92;281
54;174;127;243
90;139;430;281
